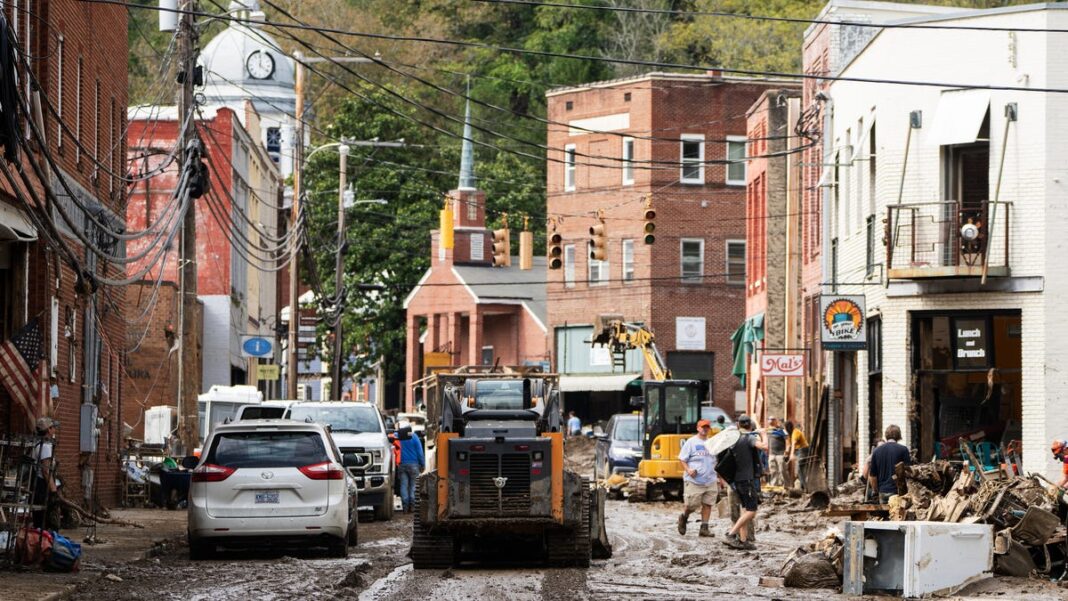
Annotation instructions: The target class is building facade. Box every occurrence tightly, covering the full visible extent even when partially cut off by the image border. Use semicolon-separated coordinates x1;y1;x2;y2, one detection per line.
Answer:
545;73;783;423
124;104;283;437
403;122;548;411
823;3;1067;480
0;0;129;505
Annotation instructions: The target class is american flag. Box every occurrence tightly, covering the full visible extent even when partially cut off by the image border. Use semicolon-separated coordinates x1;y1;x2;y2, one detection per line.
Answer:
0;318;43;421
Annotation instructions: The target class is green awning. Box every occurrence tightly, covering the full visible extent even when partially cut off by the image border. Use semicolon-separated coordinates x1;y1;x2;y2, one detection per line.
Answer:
731;313;765;387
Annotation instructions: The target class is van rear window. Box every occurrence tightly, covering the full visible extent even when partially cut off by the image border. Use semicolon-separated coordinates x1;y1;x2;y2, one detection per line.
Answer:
206;431;328;468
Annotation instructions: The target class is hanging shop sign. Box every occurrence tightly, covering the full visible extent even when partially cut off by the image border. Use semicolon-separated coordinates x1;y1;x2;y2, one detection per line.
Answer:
256;364;280;381
760;353;806;377
820;295;867;351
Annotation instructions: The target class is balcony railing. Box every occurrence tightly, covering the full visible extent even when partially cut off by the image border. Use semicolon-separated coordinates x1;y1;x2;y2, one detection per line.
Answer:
886;200;1011;279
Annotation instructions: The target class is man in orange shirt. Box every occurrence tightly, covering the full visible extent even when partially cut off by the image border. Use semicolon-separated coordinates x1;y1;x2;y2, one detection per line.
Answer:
1053;440;1068;489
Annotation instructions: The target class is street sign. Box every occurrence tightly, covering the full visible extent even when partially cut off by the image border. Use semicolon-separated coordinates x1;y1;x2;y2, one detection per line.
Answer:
256;364;280;381
820;295;867;351
241;336;274;358
760;353;806;377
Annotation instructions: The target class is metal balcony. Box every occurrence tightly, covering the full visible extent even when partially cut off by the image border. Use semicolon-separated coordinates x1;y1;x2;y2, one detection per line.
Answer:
886;200;1011;279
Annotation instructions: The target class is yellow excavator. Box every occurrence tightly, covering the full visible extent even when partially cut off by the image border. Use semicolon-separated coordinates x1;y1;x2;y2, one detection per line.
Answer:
591;315;703;502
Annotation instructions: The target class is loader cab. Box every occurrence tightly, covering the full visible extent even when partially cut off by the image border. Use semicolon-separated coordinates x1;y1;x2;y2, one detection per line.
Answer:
639;380;702;459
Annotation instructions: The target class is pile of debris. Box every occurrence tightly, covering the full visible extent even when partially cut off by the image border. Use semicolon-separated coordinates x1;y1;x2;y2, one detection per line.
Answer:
892;462;1066;578
780;529;845;589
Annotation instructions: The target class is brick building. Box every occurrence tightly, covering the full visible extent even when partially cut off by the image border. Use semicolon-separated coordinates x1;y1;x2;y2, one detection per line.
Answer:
544;72;785;423
798;0;959;484
404;111;548;410
124;103;283;439
821;2;1068;482
741;88;802;427
0;1;129;505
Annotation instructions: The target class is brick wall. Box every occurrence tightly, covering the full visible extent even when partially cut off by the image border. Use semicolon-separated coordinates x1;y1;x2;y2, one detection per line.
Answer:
545;74;783;410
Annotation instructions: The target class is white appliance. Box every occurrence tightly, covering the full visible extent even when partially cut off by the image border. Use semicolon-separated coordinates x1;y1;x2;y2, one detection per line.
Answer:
145;406;177;446
843;521;993;597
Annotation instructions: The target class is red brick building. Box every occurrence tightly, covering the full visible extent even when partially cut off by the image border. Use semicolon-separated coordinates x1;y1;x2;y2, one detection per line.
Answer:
742;89;802;427
124;103;283;438
404;116;548;410
545;72;784;422
0;1;129;506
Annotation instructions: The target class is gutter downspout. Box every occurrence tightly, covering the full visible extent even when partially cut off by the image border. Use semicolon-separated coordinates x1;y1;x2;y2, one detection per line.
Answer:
820;97;839;487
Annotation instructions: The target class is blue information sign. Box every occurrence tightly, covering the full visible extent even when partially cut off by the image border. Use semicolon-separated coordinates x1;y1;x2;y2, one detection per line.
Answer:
241;336;274;358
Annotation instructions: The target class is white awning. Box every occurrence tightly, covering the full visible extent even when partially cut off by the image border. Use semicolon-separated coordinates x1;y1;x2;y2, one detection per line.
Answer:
0;201;37;241
928;89;990;146
558;373;640;392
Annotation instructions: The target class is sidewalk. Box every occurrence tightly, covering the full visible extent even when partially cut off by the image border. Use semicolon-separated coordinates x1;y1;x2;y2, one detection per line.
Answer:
1;509;187;601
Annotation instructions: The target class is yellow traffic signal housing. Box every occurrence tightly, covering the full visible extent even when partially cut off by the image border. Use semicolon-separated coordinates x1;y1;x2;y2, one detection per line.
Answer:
589;222;607;261
548;231;563;269
643;207;656;244
492;228;511;267
440;202;455;249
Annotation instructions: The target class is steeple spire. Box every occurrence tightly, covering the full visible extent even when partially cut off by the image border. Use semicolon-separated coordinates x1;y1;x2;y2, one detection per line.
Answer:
458;86;476;190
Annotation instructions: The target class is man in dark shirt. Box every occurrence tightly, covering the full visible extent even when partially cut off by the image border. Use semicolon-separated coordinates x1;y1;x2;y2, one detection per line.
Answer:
868;424;911;502
725;415;766;550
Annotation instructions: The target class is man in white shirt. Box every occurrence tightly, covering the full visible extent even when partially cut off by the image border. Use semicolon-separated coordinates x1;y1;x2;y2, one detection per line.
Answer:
677;419;719;537
32;417;59;528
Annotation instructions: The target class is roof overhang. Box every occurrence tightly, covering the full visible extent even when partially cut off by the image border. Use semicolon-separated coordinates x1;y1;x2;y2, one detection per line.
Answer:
558;373;641;392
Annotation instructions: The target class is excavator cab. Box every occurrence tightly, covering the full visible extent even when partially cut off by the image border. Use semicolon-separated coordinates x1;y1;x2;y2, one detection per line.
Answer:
627;380;703;501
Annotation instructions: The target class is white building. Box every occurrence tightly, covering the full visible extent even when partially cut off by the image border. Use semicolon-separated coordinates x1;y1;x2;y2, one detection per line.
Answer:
824;3;1068;479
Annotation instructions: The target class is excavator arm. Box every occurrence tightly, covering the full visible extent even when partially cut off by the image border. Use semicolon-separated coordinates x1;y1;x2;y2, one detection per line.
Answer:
591;314;670;382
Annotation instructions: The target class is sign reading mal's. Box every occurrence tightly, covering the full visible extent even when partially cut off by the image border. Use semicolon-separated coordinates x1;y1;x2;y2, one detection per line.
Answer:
820;295;866;351
760;353;806;377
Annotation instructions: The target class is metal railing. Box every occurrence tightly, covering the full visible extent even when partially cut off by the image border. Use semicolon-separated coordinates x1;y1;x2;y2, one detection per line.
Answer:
886;200;1012;279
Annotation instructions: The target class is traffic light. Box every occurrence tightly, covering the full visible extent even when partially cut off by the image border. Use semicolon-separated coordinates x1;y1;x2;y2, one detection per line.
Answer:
589;220;607;261
643;207;656;244
439;198;454;250
548;231;563;270
492;227;511;267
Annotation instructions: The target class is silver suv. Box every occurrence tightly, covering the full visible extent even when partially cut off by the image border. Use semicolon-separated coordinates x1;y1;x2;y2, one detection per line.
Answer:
285;402;395;520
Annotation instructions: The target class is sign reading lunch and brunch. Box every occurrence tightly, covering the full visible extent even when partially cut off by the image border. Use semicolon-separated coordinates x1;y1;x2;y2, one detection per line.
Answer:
760;353;806;377
820;295;866;351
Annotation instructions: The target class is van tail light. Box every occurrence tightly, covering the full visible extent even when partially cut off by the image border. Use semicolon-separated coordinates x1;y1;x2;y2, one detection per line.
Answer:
191;464;235;483
299;461;345;480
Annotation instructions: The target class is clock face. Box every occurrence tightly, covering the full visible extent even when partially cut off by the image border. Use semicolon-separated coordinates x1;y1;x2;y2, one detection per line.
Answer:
246;50;275;80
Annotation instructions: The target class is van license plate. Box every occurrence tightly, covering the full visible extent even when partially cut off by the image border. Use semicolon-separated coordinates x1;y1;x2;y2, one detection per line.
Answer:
255;491;279;504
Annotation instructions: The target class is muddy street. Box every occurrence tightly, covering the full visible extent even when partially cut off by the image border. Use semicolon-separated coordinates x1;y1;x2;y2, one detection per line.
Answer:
56;497;1064;601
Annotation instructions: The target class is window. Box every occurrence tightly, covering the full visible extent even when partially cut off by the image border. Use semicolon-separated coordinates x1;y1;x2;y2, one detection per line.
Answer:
565;101;573;111
266;126;281;161
726;240;745;285
623;92;631;102
564;144;576;191
621;239;634;282
56;35;63;148
680;238;704;282
621;137;634;185
206;431;328;469
466;197;477;221
587;241;607;284
726;136;746;185
865;215;875;278
93;79;99;180
563;244;575;287
867;316;882;374
680;134;704;184
75;56;82;165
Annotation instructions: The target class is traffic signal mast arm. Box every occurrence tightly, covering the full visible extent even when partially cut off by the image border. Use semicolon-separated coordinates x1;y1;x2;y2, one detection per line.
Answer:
591;315;670;382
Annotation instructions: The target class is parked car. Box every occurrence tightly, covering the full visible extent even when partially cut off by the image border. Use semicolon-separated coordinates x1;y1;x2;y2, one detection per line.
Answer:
285;402;395;520
593;413;643;478
236;400;297;421
184;419;358;560
395;412;427;434
701;406;733;433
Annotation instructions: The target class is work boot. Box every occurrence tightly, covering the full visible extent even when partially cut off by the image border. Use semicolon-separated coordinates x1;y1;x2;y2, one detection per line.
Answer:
698;523;713;537
677;513;688;535
723;535;746;550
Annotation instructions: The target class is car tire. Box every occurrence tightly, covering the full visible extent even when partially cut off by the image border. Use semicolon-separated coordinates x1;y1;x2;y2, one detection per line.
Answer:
375;478;395;521
347;517;359;546
329;537;348;558
188;540;214;561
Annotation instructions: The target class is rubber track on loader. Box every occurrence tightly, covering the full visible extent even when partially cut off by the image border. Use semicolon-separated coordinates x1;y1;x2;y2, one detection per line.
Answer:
545;477;591;568
410;483;455;569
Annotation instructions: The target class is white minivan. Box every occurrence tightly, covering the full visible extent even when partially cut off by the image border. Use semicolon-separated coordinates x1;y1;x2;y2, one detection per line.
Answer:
184;420;358;559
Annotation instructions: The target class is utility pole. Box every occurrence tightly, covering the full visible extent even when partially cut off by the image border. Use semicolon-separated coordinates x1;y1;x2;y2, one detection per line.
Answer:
331;143;349;401
177;0;200;454
287;51;305;400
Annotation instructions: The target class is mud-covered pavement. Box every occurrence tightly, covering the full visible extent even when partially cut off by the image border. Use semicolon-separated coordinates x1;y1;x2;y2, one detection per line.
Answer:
59;495;1066;601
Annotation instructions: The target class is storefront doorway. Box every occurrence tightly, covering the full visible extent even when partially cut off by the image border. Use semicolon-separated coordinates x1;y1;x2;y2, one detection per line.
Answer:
910;311;1021;461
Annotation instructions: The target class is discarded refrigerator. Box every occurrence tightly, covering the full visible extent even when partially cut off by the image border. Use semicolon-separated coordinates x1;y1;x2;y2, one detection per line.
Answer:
842;521;993;597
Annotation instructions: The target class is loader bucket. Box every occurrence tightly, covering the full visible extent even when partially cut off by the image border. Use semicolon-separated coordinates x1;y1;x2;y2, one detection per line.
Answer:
590;485;613;559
